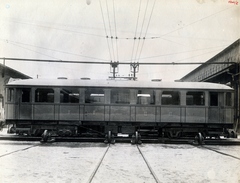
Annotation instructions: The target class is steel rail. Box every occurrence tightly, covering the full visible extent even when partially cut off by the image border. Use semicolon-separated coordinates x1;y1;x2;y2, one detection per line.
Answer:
137;145;160;183
87;144;110;183
200;146;240;161
0;143;40;158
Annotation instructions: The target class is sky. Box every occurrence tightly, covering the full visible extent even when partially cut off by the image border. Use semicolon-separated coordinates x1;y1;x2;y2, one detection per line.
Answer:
0;0;239;81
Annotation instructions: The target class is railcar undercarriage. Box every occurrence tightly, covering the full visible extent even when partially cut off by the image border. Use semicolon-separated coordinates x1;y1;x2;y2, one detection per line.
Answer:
6;120;237;145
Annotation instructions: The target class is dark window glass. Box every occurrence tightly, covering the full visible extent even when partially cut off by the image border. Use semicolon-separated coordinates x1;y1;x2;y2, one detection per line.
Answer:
22;88;31;102
137;90;155;105
7;88;14;102
35;88;54;103
226;92;232;106
161;91;180;105
210;92;218;106
85;88;104;103
111;89;130;104
186;92;204;105
60;88;79;103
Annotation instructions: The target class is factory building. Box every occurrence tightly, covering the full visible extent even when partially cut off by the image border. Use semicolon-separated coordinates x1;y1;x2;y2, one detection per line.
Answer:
181;39;240;131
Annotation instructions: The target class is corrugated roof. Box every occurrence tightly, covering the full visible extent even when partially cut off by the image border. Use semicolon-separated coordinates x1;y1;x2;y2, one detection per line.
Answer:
181;39;240;80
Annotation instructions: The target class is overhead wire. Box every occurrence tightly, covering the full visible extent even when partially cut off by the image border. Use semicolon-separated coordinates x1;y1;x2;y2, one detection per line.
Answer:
133;0;149;63
146;6;235;39
99;0;113;61
131;0;142;63
4;19;105;38
136;0;156;62
112;0;119;61
122;44;229;61
0;38;110;61
105;0;116;61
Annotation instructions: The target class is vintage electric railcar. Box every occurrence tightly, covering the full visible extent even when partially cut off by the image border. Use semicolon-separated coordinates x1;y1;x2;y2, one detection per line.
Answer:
5;78;235;143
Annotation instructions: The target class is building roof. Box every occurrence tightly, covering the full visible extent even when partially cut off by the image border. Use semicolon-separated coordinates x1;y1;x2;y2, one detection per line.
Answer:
181;39;240;81
0;63;31;79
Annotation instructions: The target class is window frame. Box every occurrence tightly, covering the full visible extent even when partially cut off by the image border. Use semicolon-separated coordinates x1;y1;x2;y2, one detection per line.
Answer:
111;88;130;104
60;88;80;104
161;91;180;105
35;88;55;103
186;91;205;106
85;88;105;104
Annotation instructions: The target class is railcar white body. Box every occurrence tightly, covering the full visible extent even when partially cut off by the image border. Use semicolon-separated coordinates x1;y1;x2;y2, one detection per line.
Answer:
5;78;235;141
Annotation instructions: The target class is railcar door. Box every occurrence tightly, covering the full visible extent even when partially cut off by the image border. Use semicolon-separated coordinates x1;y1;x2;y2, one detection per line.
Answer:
135;89;156;122
160;91;181;123
5;88;16;119
185;91;206;123
224;92;234;123
209;92;224;123
17;88;32;120
84;88;105;121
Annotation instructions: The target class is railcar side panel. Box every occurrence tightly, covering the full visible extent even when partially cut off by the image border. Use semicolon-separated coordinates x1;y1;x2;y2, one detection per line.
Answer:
59;104;80;120
6;104;15;119
180;107;186;123
161;107;181;122
110;106;130;121
104;106;110;121
186;107;206;123
19;104;32;119
209;107;221;123
224;108;234;123
33;104;55;120
130;106;136;121
135;106;155;122
84;105;105;121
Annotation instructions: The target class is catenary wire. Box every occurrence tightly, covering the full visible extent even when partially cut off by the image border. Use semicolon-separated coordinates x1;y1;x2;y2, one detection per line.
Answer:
99;0;113;61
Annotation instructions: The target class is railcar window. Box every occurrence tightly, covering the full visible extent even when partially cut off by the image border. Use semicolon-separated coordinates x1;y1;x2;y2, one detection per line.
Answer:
186;92;204;105
111;89;130;104
137;90;155;105
210;92;218;106
161;91;180;105
7;88;14;102
226;92;232;106
35;88;54;103
60;88;79;103
85;88;104;103
21;88;31;102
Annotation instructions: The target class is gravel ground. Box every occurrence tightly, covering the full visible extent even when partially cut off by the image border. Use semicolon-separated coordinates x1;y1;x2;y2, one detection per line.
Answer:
139;144;240;183
0;128;240;183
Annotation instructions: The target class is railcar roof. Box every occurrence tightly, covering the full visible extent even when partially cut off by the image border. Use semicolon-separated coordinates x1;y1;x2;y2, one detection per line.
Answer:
6;78;233;90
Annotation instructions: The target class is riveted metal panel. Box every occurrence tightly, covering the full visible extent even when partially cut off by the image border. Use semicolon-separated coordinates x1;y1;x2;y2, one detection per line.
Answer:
110;106;130;121
136;106;155;122
161;107;181;122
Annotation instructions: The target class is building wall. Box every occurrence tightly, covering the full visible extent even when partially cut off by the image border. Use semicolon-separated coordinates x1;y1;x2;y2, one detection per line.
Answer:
0;64;31;122
181;39;240;132
181;39;240;82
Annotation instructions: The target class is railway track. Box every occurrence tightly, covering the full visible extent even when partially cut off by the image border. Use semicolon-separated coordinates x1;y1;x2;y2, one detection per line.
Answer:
137;145;160;183
199;146;240;161
87;144;110;183
0;143;40;158
1;134;240;146
85;144;161;183
0;141;239;182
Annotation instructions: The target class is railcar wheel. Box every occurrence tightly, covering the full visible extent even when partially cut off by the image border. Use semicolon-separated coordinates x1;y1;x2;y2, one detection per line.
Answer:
131;131;142;145
41;130;50;143
231;131;237;138
195;132;204;145
104;131;115;144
